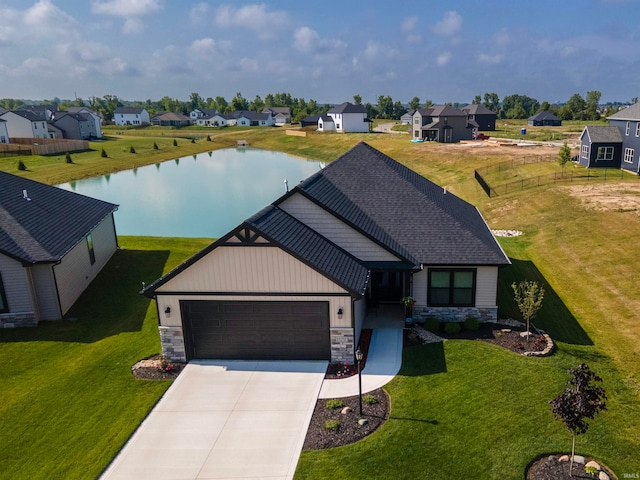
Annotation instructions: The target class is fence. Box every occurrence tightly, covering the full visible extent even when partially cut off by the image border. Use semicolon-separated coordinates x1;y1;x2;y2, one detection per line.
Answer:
475;166;633;197
2;138;90;156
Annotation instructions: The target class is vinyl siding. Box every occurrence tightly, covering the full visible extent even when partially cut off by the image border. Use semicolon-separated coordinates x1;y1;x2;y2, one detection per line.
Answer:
54;214;117;314
0;254;35;313
412;266;498;307
30;264;60;320
279;193;400;261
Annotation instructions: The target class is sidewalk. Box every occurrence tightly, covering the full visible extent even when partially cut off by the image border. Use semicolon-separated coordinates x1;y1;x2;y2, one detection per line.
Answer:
318;327;403;399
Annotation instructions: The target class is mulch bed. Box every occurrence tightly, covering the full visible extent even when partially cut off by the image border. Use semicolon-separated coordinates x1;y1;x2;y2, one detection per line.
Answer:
526;455;615;480
303;388;389;450
131;355;186;380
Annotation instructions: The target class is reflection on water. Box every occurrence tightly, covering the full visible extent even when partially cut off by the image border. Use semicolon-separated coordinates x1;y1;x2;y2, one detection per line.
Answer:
57;148;322;238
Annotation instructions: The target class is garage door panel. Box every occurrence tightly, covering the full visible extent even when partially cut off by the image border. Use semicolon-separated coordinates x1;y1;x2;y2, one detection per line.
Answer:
182;300;330;360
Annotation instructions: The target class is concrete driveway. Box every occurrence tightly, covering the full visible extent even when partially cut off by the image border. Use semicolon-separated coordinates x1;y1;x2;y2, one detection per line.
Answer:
100;360;327;480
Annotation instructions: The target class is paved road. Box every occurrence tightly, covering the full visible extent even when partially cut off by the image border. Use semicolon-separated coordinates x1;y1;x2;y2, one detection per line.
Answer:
374;122;409;134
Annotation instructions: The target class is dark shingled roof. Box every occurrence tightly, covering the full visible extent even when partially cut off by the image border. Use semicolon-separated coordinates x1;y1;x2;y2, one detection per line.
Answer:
328;102;367;114
279;142;509;266
607;102;640;121
0;172;118;264
583;125;623;143
528;111;561;122
246;206;369;295
114;107;146;114
462;104;496;115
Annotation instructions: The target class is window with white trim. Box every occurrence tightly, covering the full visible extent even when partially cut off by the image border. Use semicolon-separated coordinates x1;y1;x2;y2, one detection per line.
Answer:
626;121;631;135
636;123;640;137
86;234;95;265
596;146;614;161
0;273;9;313
624;148;634;163
581;145;590;159
428;269;476;307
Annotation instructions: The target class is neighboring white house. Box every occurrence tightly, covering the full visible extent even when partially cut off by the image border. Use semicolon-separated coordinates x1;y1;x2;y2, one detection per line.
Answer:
143;143;510;364
228;111;275;127
326;102;369;133
0;110;50;139
0;119;8;143
190;108;219;125
0;172;118;327
317;115;335;132
113;107;150;126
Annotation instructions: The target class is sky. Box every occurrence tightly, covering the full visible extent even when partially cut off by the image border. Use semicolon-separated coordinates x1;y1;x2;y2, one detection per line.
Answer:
1;0;640;105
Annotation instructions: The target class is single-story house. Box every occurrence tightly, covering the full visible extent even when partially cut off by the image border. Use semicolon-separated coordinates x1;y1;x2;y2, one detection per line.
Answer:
227;111;275;127
462;104;497;131
301;114;321;128
142;143;510;364
262;107;292;125
578;126;623;169
150;112;191;127
528;111;562;127
0;172;118;327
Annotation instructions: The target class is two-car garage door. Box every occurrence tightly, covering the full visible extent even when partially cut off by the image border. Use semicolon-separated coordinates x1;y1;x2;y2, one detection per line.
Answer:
182;300;330;361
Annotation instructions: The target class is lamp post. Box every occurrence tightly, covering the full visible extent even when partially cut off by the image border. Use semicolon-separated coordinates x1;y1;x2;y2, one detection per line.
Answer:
355;347;363;416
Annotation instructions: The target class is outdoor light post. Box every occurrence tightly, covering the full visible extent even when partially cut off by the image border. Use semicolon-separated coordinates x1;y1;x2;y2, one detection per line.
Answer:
355;347;363;416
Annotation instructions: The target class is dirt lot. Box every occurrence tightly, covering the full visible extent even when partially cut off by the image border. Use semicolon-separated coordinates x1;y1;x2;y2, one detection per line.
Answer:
565;183;640;214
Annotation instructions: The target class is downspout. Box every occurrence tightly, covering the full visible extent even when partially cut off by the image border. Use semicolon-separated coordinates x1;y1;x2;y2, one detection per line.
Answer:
51;260;64;319
24;266;41;323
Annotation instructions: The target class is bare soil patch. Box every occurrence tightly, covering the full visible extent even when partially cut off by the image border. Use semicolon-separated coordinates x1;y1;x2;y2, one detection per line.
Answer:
565;182;640;215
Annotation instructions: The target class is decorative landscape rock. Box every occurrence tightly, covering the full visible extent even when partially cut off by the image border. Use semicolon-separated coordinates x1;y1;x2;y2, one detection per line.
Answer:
341;406;352;415
586;460;601;470
358;419;369;426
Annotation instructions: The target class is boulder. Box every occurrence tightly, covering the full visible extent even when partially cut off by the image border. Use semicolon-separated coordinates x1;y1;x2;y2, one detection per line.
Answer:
341;406;352;415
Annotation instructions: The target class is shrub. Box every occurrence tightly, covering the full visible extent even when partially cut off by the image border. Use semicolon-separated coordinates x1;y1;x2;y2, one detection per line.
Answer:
464;317;480;331
363;394;378;405
17;160;26;171
153;142;158;150
100;148;108;158
444;322;461;334
325;399;345;410
65;152;72;163
323;419;340;432
423;317;441;332
206;135;211;141
173;139;178;146
129;146;136;154
191;137;195;143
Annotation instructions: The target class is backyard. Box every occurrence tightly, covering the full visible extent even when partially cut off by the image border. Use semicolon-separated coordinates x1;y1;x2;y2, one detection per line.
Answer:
1;127;639;478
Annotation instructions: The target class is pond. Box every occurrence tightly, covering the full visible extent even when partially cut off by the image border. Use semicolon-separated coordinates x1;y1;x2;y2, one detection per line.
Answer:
57;148;323;238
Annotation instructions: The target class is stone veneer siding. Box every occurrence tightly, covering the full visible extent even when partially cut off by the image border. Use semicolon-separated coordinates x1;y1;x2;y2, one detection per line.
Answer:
330;327;354;364
159;326;187;363
412;306;498;323
1;312;37;328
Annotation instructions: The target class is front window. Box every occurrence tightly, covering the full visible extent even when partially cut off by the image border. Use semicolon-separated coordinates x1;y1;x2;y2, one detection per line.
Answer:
0;273;9;313
86;234;95;265
596;146;614;161
428;269;476;307
636;123;640;137
624;148;634;163
626;121;631;135
414;118;419;124
581;144;590;159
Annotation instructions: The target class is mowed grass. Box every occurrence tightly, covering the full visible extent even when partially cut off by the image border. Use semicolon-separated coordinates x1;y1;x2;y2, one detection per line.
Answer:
0;236;211;479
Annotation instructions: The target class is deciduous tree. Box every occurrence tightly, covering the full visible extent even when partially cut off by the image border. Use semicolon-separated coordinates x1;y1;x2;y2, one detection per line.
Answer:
511;280;545;337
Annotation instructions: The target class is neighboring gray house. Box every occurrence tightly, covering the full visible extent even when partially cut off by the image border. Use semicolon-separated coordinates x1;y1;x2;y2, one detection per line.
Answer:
528;111;562;126
51;112;96;139
301;114;321;128
400;110;415;125
0;119;8;143
150;112;191;127
66;107;103;138
412;105;476;142
462;104;497;131
142;143;510;364
579;102;640;174
262;107;292;125
0;172;118;327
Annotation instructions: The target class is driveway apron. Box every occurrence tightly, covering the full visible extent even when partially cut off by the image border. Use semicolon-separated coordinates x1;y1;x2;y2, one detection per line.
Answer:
100;360;327;480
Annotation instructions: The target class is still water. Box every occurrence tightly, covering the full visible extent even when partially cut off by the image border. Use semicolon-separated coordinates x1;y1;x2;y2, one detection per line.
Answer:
57;148;323;238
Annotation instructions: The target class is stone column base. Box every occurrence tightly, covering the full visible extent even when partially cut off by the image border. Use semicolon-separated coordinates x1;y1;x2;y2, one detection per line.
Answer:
159;326;186;363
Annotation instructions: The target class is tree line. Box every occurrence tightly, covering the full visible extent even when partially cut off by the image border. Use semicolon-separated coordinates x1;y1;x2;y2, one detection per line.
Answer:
1;90;635;123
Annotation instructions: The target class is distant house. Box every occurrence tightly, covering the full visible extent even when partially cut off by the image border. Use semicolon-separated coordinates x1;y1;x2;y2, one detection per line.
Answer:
51;112;96;140
262;107;291;125
578;126;623;169
400;110;415;125
150;112;191;127
326;102;369;133
528;111;562;127
66;107;103;138
412;105;475;142
462;104;497;131
227;111;274;127
113;107;150;126
301;114;321;128
142;143;510;364
190;108;219;126
0;110;50;139
0;172;118;327
0;119;8;143
317;114;335;132
607;103;640;174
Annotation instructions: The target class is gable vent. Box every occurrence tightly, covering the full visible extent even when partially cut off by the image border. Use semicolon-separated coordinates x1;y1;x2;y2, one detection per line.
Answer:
23;189;31;201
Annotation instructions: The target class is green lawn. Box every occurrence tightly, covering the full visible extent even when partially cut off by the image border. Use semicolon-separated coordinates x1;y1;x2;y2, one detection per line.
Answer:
2;128;640;478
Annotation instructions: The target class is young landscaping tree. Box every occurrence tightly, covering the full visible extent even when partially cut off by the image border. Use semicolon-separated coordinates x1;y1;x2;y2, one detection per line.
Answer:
173;139;178;147
153;142;159;150
191;137;195;143
558;142;571;170
17;159;27;171
549;364;607;477
511;280;545;338
129;146;136;154
65;152;72;163
101;148;108;158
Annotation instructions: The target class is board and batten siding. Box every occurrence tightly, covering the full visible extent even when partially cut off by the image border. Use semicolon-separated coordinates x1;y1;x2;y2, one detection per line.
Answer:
353;298;366;346
412;266;499;307
279;193;400;262
0;254;35;314
29;264;60;320
54;214;117;315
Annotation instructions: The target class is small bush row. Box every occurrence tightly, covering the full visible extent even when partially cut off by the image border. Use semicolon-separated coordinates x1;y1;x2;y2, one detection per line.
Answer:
421;316;481;334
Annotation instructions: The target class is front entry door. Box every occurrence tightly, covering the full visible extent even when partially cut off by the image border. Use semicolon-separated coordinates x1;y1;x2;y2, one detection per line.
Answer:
371;272;403;302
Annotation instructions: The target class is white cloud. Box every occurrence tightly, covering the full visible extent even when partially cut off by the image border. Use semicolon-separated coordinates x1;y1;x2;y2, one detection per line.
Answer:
25;0;76;29
294;26;347;58
363;41;396;61
189;2;210;25
432;11;462;36
188;38;231;59
215;4;290;38
123;17;144;34
437;52;452;66
91;0;161;17
478;53;503;65
493;29;510;47
401;16;418;32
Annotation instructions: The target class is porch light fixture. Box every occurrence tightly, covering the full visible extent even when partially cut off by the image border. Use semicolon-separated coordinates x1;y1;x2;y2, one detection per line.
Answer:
355;347;363;415
337;307;343;319
164;306;171;318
